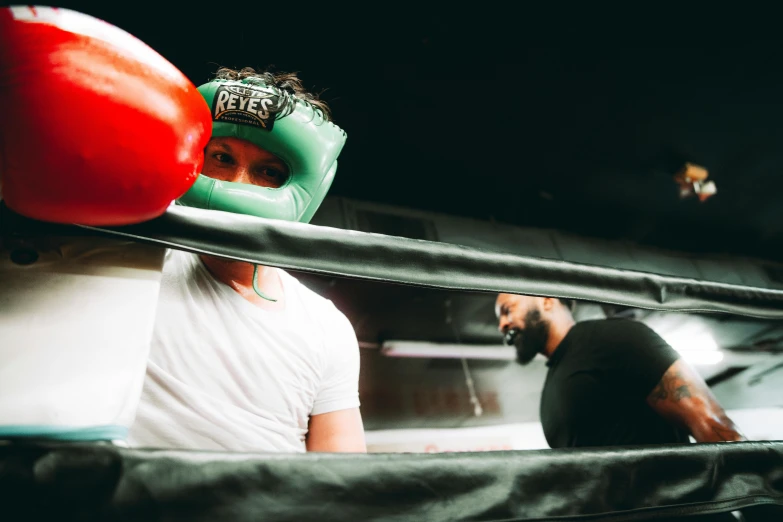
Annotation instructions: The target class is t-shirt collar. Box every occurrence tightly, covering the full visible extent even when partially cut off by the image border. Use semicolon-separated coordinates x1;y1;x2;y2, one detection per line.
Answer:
546;326;576;368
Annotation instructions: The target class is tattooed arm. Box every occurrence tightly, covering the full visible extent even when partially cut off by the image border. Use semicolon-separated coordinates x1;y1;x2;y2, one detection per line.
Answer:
646;359;746;442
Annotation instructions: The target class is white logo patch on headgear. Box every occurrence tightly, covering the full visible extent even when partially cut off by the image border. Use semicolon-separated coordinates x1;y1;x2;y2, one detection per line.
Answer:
212;84;280;130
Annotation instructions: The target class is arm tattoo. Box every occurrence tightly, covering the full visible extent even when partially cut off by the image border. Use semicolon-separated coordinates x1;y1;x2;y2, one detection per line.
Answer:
648;361;746;442
672;385;691;401
648;371;691;404
648;382;668;401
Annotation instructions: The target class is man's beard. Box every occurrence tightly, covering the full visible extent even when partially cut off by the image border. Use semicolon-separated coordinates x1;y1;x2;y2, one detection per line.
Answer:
505;309;551;365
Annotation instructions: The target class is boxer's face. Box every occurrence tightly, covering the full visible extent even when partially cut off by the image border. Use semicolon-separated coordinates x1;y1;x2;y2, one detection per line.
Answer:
203;137;289;188
496;294;538;335
495;294;551;365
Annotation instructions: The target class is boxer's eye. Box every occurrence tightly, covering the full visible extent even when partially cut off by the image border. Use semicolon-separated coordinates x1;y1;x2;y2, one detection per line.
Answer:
213;153;234;164
252;166;289;188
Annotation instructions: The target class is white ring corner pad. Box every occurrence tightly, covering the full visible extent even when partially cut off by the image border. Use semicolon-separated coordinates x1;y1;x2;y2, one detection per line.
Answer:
0;236;167;438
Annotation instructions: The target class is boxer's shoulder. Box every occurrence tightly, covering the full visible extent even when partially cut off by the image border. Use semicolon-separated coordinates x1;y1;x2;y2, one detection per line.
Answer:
278;270;352;326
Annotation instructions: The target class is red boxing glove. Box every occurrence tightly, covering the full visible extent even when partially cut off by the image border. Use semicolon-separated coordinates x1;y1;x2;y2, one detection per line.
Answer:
0;6;212;225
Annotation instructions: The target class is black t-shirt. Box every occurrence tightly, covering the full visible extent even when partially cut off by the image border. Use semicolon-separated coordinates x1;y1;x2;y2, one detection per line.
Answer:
540;318;690;449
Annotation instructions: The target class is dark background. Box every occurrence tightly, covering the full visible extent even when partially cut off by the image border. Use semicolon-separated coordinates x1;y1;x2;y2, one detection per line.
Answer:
34;4;783;263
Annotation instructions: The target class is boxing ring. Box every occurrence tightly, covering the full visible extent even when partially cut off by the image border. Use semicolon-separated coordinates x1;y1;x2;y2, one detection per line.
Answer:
4;203;783;521
44;204;783;319
4;440;783;521
3;4;783;520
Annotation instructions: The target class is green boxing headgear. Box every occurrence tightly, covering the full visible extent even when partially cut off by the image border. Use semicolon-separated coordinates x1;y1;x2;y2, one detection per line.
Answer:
178;78;347;223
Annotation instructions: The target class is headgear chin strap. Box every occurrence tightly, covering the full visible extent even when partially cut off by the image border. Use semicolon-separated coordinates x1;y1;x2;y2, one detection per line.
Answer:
178;78;347;223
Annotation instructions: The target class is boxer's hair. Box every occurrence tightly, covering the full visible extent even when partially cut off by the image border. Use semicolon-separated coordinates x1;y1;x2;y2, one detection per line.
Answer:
213;67;332;122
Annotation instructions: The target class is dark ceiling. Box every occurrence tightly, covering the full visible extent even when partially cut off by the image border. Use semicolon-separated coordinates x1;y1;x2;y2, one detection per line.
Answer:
47;5;783;262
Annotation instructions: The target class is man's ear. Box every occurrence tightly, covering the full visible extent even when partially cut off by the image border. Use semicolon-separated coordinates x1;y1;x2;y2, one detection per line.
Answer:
541;297;555;312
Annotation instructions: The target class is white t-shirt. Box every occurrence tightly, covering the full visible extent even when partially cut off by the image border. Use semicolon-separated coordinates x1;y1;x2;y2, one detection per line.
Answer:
127;249;361;453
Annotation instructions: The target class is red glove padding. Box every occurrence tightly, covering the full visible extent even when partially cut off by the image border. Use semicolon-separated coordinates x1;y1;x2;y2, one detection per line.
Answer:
0;6;212;225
